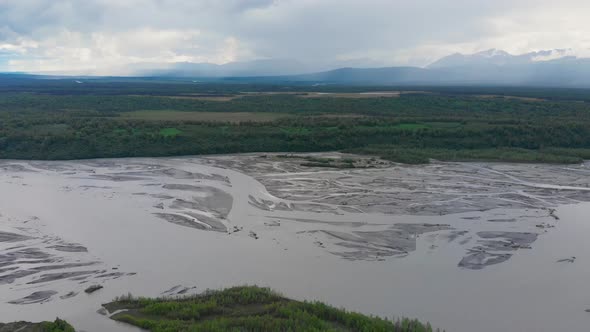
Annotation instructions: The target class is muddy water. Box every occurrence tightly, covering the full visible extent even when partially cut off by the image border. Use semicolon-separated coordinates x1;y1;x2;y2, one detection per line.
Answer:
0;155;589;332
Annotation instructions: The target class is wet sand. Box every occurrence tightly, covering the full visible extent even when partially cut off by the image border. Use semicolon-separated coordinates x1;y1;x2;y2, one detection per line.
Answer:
0;154;589;331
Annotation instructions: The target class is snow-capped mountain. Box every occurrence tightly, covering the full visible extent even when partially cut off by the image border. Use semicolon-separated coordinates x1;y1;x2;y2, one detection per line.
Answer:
428;49;575;68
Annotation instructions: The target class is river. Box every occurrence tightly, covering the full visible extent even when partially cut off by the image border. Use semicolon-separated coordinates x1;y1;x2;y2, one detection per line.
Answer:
0;154;589;331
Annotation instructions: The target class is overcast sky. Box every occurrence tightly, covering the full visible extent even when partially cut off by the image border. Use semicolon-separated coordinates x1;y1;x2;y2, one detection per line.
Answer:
0;0;589;74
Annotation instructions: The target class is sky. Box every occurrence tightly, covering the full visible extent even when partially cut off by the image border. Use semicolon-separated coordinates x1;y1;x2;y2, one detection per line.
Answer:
0;0;589;75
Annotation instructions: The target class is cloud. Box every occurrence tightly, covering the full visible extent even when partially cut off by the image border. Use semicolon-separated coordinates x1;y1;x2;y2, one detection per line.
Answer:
6;28;250;75
0;0;588;74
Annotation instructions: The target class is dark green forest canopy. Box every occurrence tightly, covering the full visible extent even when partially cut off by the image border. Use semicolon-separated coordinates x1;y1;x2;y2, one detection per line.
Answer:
1;82;590;163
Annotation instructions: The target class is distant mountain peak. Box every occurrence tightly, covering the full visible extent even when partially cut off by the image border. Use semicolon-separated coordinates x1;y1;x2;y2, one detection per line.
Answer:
428;48;574;68
474;48;511;58
526;48;574;62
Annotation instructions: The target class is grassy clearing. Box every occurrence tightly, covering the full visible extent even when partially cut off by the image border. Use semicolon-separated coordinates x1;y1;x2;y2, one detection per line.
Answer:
240;91;404;99
393;123;430;130
105;286;441;332
159;127;182;138
299;92;402;99
120;110;288;123
128;94;242;101
423;121;463;128
475;94;546;102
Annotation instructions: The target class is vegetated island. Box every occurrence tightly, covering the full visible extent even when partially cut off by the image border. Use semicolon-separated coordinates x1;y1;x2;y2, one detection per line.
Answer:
0;287;441;332
103;286;441;332
0;318;74;332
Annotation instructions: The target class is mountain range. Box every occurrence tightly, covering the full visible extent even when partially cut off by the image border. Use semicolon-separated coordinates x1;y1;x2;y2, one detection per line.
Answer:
6;49;590;87
427;48;575;68
130;49;590;87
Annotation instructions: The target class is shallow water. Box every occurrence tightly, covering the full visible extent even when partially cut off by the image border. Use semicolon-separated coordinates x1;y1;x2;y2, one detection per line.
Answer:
0;154;589;332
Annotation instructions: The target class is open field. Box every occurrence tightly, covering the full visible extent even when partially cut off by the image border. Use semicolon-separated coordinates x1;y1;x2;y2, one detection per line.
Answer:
119;110;289;123
248;91;426;98
298;91;404;98
474;94;546;102
129;94;241;101
130;91;410;102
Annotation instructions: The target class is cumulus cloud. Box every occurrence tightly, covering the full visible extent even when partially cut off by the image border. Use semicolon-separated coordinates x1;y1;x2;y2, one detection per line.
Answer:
0;0;588;74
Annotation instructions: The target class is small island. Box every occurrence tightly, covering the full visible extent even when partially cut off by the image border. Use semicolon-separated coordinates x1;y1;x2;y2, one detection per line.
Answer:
103;286;441;332
0;319;74;332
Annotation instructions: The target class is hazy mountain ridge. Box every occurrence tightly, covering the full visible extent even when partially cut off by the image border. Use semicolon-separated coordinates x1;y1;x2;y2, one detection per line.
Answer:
428;48;575;68
282;49;590;86
4;49;590;87
137;59;321;77
132;57;394;78
144;49;590;86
